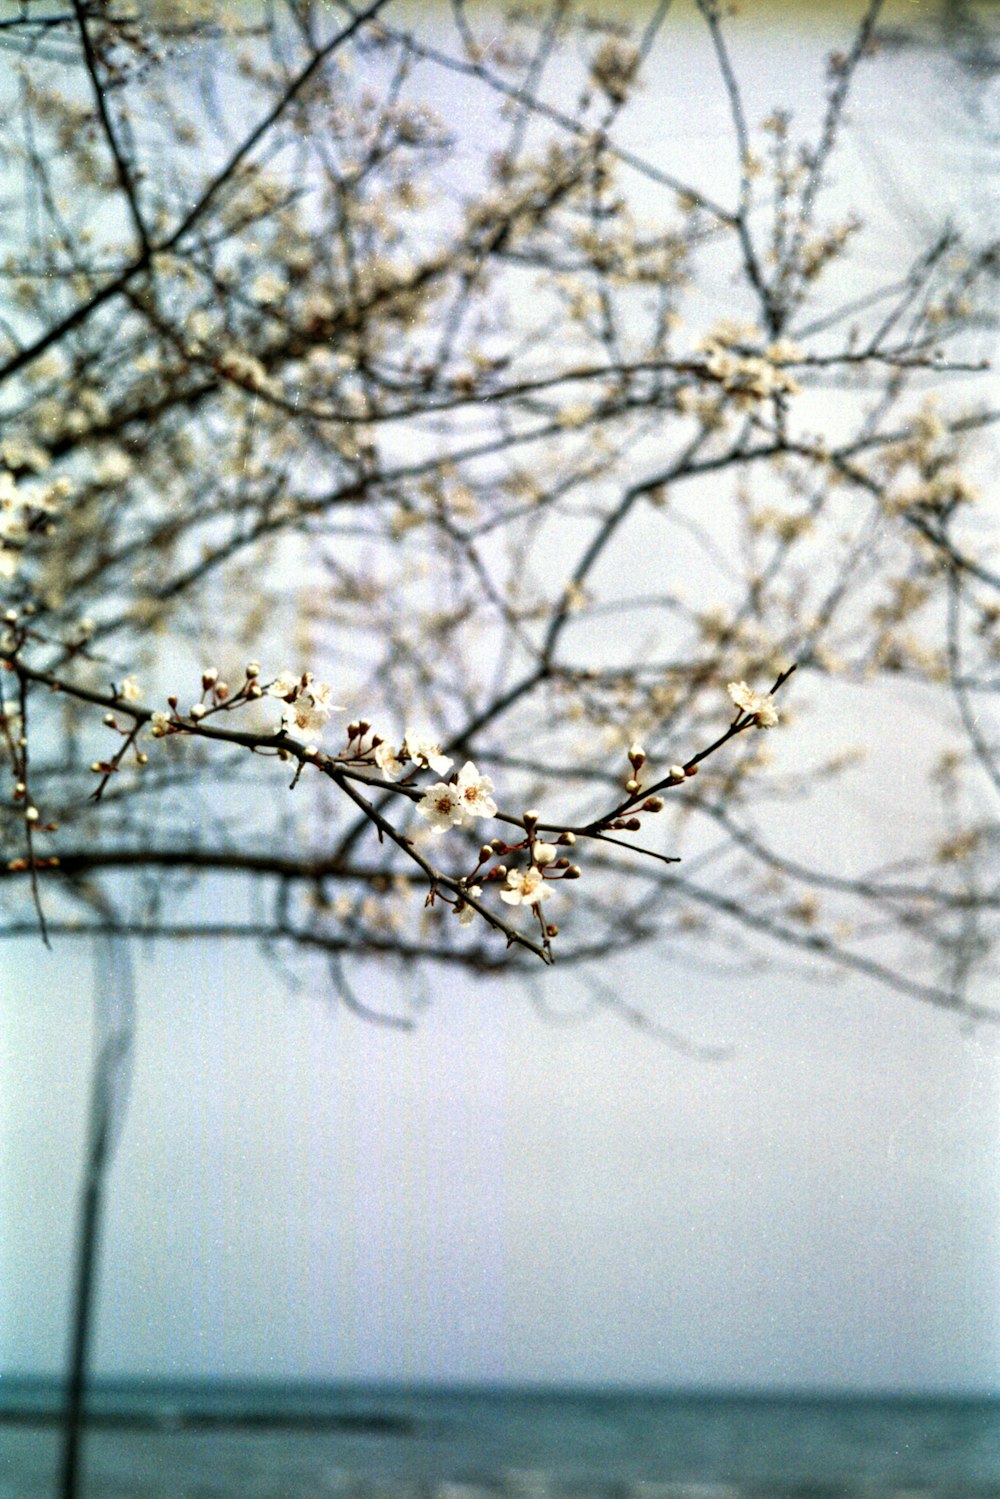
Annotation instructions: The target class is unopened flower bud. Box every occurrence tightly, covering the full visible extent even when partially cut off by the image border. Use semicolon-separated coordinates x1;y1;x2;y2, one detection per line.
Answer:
559;831;576;845
643;796;665;813
13;781;25;798
202;668;219;688
625;778;640;793
215;682;229;700
628;743;646;767
624;817;642;831
545;924;559;938
136;751;148;765
479;845;494;862
304;744;320;758
189;703;207;720
246;661;261;678
25;806;39;822
357;720;370;737
523;808;539;829
564;864;582;879
103;713;117;727
668;764;686;781
533;842;558;866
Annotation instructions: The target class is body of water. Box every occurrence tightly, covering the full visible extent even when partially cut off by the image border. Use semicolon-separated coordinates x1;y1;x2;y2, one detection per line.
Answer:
2;1381;1000;1498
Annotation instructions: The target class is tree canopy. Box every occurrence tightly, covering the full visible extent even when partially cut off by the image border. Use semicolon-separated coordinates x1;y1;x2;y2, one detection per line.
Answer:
1;0;998;1027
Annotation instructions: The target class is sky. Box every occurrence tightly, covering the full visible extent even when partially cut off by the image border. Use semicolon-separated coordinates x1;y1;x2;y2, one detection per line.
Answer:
2;2;999;1395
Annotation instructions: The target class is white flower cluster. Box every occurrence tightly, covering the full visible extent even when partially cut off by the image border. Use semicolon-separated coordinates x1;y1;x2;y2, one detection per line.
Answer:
699;343;800;407
370;728;453;781
0;473;26;581
0;469;67;581
123;649;785;952
268;671;342;739
417;761;496;832
500;866;548;907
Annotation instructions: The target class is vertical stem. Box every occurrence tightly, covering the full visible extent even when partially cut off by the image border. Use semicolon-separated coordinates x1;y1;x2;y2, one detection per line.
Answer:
57;934;135;1499
57;1071;112;1499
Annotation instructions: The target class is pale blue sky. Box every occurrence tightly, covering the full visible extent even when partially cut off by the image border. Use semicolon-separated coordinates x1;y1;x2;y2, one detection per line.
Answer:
4;936;1000;1389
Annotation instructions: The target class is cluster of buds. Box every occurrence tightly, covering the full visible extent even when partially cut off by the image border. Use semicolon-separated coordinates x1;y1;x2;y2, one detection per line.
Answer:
186;667;232;722
145;662;272;738
624;741;646;794
452;813;582;939
3;698;59;869
602;742;693;832
345;718;373;746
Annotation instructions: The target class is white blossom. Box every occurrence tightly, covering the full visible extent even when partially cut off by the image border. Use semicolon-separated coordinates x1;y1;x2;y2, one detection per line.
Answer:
282;690;339;738
303;678;339;718
727;680;780;728
457;885;482;926
403;727;452;775
417;780;464;832
454;761;497;822
95;448;132;484
500;867;549;907
267;670;300;700
373;740;404;779
251;272;287;304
